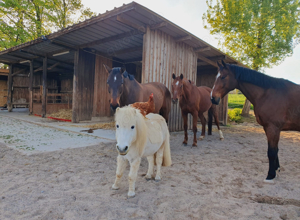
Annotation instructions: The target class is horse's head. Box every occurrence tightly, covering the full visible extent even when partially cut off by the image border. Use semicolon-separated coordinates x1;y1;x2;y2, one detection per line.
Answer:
104;64;126;111
171;73;184;104
211;60;238;105
115;107;138;155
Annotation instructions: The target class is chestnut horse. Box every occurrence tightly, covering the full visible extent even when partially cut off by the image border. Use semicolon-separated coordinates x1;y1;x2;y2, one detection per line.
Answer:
172;74;224;147
104;65;171;123
211;60;300;183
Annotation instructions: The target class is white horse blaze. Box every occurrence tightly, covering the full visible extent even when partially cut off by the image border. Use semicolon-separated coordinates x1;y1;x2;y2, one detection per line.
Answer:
211;72;220;99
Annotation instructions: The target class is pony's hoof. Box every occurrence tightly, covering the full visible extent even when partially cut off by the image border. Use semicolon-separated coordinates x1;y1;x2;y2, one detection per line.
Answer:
145;175;152;181
192;143;197;147
127;191;135;198
155;176;161;182
112;184;119;190
264;174;276;184
198;136;204;140
220;137;224;141
183;141;187;146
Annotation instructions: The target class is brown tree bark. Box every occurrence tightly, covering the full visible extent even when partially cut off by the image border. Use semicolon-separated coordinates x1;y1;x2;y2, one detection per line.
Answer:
241;99;251;116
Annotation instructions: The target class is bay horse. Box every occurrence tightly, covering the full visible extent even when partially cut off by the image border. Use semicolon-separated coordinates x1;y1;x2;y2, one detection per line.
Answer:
112;106;172;197
172;74;224;147
211;60;300;183
104;65;171;123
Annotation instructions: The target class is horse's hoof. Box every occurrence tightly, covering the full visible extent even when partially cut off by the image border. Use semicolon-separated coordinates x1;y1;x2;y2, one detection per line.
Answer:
220;137;224;141
127;191;135;198
112;184;119;190
192;143;197;147
198;136;204;140
263;179;275;184
145;175;152;181
155;176;161;182
183;141;187;146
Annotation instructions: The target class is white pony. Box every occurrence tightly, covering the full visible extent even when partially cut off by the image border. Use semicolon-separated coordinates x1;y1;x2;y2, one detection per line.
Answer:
112;106;172;197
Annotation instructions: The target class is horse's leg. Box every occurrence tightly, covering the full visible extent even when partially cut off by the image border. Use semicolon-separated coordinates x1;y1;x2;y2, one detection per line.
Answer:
128;157;141;197
192;111;198;147
198;112;206;140
264;126;280;183
212;105;224;140
154;145;164;181
112;155;127;190
182;112;188;145
145;155;154;180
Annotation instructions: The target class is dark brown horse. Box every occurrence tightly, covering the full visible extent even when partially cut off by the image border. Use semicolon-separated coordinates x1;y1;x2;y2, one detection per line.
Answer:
172;74;224;147
104;65;171;123
211;60;300;183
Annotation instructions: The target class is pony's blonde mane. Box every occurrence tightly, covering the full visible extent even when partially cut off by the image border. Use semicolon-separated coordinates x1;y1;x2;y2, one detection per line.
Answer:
115;106;147;156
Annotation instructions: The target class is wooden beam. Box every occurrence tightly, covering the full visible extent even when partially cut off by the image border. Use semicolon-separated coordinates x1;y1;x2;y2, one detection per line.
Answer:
42;57;47;117
116;15;146;33
110;46;143;56
175;36;192;42
197;54;218;67
29;61;33;115
12;68;26;77
79;29;143;49
47;62;60;70
7;65;13;112
208;55;227;61
0;69;9;73
194;47;211;53
72;50;79;123
150;21;167;30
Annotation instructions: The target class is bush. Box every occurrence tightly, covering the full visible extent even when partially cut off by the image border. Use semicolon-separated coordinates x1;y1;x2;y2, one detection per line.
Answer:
228;108;242;123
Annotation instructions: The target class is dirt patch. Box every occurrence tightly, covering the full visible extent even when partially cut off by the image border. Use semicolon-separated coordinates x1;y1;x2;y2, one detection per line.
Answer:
252;195;300;207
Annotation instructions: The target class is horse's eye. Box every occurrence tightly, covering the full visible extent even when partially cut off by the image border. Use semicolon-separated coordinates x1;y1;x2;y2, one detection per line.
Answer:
116;125;119;128
131;126;135;129
180;85;183;88
221;75;227;80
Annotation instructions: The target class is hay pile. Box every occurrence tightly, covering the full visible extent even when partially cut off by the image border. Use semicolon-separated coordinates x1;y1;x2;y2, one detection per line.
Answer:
48;109;72;120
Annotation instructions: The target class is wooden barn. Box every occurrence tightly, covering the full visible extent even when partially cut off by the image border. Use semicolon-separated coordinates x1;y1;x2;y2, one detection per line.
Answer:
0;2;243;131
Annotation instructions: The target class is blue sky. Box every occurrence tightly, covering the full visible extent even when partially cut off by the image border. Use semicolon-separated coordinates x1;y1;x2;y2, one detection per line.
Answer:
82;0;300;84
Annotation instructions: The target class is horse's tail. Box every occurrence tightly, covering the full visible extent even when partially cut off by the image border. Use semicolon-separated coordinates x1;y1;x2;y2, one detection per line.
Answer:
208;106;213;135
162;131;172;167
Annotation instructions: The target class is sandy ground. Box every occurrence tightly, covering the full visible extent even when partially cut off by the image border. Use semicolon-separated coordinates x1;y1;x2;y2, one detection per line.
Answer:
1;116;300;219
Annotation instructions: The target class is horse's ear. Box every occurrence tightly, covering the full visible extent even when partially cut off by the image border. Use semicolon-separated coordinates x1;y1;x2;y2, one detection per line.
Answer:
121;66;126;73
180;74;183;80
221;60;227;68
116;107;120;112
103;64;112;74
217;61;223;68
172;73;176;79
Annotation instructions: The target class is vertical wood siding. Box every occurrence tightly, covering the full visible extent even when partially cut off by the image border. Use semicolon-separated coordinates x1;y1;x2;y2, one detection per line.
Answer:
142;27;197;131
93;56;112;117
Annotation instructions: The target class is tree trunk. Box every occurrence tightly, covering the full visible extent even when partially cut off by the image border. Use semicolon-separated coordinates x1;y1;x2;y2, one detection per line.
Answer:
241;99;251;116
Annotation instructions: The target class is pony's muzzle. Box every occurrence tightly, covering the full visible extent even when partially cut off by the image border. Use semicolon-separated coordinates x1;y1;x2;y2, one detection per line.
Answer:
172;98;178;104
110;103;120;111
211;97;220;105
116;145;129;155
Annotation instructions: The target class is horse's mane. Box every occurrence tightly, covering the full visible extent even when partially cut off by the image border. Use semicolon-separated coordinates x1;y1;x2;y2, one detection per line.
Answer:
115;106;147;156
228;64;293;89
123;71;135;81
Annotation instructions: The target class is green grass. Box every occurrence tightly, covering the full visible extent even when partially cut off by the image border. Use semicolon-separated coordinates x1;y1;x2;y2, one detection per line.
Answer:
228;94;253;110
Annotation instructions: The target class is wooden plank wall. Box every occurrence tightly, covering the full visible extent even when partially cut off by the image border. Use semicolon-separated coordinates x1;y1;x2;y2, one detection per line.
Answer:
92;55;112;118
0;77;7;107
142;26;197;131
12;75;29;106
73;49;96;121
197;67;228;125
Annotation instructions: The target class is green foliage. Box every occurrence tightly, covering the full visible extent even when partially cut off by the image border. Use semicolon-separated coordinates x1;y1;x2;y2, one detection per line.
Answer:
228;94;253;110
228;108;242;123
0;0;96;51
203;0;300;69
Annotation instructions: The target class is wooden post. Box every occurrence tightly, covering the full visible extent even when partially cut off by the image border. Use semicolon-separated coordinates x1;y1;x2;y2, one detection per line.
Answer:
42;57;47;117
7;64;13;112
72;50;79;123
29;60;33;114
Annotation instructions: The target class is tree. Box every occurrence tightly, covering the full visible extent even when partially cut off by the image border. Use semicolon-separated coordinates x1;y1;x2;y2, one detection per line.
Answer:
0;0;95;51
203;0;300;115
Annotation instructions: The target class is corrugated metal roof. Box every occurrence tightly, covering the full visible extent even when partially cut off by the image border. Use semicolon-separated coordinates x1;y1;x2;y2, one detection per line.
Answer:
0;1;244;70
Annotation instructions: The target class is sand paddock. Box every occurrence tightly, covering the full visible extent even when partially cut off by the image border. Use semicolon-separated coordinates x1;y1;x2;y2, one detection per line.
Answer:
0;124;300;219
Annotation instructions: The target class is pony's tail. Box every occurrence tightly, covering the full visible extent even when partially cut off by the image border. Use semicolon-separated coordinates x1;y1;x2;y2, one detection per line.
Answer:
162;132;172;167
208;107;213;135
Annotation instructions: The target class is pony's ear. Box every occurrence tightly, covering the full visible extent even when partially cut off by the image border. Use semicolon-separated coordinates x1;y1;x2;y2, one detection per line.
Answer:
180;74;183;80
221;60;227;68
121;66;126;73
116;107;120;112
103;64;112;74
172;73;176;79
